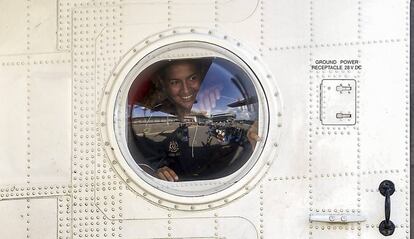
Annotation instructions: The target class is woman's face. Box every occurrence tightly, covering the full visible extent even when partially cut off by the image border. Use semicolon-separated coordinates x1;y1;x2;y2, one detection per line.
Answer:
163;62;202;113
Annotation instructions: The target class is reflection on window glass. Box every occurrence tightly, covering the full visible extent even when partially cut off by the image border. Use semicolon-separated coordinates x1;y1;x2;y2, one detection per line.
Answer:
127;57;260;182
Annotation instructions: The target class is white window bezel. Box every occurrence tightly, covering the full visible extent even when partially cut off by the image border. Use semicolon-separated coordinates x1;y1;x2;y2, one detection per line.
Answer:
99;28;283;210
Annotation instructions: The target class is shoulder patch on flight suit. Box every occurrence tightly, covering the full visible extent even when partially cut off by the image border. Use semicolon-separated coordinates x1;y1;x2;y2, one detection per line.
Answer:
168;140;179;153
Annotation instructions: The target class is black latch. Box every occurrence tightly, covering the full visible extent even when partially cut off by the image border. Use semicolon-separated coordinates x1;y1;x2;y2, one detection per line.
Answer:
378;180;395;236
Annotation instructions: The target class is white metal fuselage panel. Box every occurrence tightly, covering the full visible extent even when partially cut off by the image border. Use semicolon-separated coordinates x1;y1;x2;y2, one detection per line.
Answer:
0;0;409;238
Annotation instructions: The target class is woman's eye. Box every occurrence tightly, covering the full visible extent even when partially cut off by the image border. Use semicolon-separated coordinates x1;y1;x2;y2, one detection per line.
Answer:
190;75;198;81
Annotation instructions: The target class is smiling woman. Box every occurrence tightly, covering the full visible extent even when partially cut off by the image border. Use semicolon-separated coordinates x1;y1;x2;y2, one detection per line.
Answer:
105;39;272;198
159;60;204;120
127;57;261;183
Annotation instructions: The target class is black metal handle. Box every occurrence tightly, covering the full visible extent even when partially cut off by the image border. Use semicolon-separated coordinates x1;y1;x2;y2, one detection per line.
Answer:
378;180;395;236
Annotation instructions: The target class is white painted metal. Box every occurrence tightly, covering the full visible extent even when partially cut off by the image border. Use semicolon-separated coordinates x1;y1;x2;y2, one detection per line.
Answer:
102;35;280;206
320;79;356;125
309;213;367;223
0;0;410;238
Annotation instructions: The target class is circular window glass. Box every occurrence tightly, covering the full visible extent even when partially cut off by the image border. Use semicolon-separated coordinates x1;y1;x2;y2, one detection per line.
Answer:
114;42;268;197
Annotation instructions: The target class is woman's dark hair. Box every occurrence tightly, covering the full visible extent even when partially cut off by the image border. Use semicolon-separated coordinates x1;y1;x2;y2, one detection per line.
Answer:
158;58;212;81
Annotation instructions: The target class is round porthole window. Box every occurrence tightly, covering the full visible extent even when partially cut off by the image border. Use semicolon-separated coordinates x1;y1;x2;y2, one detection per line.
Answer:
101;29;281;209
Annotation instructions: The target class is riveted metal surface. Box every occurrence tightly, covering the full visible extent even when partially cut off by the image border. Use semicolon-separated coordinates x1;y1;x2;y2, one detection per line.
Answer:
99;27;282;210
70;3;125;238
0;0;410;238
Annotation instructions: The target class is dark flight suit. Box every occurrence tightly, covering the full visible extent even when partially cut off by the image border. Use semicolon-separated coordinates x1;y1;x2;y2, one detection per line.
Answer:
133;122;253;181
156;123;253;181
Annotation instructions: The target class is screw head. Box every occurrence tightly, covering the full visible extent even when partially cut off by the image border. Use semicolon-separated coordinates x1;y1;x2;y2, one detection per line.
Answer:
379;220;395;236
379;180;395;196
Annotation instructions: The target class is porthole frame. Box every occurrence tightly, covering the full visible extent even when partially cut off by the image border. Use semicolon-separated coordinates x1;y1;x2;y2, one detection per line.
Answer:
99;27;283;210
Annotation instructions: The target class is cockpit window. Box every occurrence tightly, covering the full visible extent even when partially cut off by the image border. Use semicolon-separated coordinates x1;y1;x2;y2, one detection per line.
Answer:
126;57;260;182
